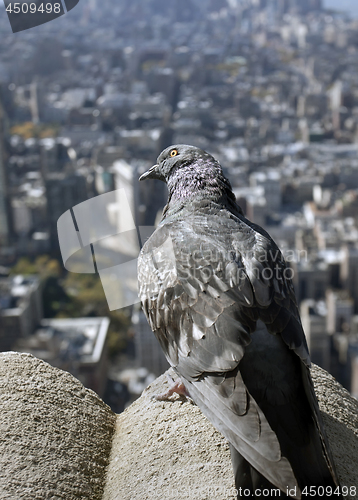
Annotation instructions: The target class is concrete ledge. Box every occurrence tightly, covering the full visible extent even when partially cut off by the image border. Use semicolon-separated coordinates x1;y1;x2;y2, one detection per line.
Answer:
0;352;357;500
104;365;358;500
311;365;358;493
0;352;115;500
103;369;235;500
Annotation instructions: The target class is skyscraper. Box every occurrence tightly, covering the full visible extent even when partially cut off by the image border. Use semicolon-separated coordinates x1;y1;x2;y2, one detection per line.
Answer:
0;102;11;249
295;0;322;13
45;173;88;253
272;0;322;15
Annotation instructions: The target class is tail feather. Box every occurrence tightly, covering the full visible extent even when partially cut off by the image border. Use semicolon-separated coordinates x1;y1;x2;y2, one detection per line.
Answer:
229;445;340;500
229;445;288;498
236;324;342;499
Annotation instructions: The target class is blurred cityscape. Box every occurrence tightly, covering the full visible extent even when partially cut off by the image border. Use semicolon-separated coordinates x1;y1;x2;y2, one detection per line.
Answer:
0;0;358;411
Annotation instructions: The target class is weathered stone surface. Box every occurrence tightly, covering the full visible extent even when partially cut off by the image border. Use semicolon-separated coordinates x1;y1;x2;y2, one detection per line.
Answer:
0;352;357;500
0;352;115;500
104;365;358;500
311;364;358;498
103;369;236;500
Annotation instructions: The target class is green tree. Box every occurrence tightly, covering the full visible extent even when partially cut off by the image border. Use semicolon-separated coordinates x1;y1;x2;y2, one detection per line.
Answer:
10;256;131;358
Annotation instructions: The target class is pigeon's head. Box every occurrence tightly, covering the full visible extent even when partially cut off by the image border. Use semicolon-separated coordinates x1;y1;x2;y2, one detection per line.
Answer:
139;144;238;210
139;144;215;183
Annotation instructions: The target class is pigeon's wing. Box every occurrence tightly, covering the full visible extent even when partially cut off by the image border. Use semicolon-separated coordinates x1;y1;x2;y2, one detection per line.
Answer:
234;220;310;364
138;216;337;494
235;219;339;489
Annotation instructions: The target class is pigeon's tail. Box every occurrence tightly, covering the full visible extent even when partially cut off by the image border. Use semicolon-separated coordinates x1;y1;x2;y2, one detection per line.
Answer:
229;444;288;499
234;324;342;500
229;440;340;500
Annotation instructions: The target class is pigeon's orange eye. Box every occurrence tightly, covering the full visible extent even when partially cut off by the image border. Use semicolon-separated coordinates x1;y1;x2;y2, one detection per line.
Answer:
170;149;178;157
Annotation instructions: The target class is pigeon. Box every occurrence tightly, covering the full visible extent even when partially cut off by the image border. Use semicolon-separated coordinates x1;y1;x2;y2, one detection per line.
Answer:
137;144;340;499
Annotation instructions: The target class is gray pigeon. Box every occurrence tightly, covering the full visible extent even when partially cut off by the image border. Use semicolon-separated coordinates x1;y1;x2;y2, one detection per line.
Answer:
138;144;340;499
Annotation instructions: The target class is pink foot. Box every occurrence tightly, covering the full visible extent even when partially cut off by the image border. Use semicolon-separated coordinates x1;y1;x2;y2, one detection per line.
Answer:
153;374;190;401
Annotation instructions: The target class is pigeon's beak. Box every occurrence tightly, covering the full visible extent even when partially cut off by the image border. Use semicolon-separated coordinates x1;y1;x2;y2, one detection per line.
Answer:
139;164;161;181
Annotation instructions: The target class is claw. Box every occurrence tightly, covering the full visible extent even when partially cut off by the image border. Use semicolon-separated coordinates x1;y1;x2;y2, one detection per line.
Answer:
153;376;191;401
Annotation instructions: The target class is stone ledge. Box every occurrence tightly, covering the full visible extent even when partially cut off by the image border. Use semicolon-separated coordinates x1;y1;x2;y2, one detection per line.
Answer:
0;352;115;500
103;369;235;500
0;352;357;500
104;365;358;500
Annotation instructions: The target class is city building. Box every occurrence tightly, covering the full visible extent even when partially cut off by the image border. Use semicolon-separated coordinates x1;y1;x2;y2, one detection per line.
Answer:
14;317;110;398
0;102;11;250
45;173;88;253
0;275;43;351
300;299;330;370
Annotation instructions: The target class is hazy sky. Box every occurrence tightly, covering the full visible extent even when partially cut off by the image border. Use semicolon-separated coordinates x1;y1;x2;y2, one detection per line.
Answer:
324;0;358;16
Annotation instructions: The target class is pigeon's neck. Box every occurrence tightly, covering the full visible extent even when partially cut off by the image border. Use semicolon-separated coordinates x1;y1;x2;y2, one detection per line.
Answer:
162;161;242;219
